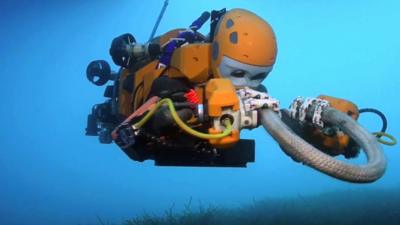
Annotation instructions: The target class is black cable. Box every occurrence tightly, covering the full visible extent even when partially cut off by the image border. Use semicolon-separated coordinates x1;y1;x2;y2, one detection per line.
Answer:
359;108;388;134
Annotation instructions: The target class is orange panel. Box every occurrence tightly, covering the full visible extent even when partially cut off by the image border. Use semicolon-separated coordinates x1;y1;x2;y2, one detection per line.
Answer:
209;129;240;149
205;79;239;117
318;95;359;119
169;43;211;83
118;69;134;117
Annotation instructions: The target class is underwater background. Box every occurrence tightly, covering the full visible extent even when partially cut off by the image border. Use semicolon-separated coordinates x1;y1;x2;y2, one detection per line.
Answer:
0;0;399;224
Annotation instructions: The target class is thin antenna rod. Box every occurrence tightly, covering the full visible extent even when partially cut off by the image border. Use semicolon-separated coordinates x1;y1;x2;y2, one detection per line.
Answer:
149;0;169;41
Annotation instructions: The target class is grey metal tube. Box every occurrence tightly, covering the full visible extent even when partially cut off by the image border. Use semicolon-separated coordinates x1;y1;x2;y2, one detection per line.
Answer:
260;108;387;183
149;0;169;41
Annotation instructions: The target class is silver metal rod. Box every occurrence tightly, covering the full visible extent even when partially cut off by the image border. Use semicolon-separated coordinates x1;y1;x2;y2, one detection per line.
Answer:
149;0;169;42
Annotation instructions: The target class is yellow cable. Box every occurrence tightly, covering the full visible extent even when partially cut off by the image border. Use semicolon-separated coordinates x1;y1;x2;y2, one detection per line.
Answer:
373;132;397;146
133;98;233;139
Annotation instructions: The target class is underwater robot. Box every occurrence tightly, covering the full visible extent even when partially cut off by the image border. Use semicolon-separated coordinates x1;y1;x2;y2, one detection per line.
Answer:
85;3;396;183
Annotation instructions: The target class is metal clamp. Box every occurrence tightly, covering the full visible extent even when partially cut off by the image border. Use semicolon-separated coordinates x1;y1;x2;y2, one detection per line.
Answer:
289;97;330;128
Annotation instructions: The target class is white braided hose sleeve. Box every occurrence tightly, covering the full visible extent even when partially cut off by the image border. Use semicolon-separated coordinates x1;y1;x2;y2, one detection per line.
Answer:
260;108;387;183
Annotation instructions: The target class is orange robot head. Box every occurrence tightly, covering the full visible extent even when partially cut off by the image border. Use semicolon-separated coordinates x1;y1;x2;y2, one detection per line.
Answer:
211;9;277;88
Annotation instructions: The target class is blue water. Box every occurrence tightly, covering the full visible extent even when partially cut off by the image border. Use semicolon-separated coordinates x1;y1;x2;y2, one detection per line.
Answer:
0;0;399;224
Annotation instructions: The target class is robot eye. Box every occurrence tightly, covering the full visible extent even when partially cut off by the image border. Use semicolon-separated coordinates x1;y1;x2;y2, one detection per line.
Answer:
251;72;268;80
231;70;246;78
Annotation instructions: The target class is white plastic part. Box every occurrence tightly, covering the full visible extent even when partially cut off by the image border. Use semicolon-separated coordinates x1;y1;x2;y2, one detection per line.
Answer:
289;96;304;119
212;108;240;132
289;97;330;128
237;87;280;114
312;99;330;128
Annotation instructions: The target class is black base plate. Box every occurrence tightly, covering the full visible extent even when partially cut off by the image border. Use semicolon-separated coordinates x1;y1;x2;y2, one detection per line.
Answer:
121;139;255;168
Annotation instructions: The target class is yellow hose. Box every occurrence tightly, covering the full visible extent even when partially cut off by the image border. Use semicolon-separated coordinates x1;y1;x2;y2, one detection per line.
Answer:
133;98;233;139
373;132;397;146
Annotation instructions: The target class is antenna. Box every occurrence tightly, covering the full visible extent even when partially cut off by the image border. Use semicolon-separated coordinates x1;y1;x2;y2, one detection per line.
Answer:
148;0;169;42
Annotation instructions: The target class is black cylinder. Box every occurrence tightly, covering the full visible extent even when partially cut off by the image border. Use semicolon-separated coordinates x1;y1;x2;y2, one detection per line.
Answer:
147;43;161;58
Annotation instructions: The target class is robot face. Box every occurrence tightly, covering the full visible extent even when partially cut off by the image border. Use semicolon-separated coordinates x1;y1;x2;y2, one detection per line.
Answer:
218;56;273;88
